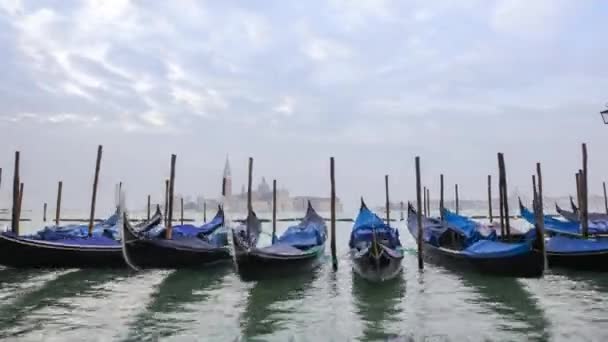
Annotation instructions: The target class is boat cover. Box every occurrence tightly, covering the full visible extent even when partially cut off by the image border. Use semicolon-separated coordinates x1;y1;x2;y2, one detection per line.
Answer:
276;209;326;249
407;205;534;259
26;211;120;241
1;231;119;246
546;235;608;253
349;204;401;249
520;205;608;235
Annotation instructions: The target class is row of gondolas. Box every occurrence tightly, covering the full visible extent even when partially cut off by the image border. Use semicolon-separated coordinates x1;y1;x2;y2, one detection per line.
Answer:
0;192;606;281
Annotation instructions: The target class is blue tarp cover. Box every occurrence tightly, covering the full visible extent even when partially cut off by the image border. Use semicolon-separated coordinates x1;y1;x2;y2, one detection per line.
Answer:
349;205;401;249
520;205;608;235
26;211;120;241
461;240;533;258
277;221;326;249
546;235;608;253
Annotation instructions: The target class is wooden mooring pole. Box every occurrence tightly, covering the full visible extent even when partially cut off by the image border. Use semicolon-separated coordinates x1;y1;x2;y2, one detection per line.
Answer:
604;182;608;215
164;179;169;226
147;195;151;221
16;182;24;232
55;181;62;226
536;162;547;270
180;197;184;226
581;143;589;238
400;201;404;221
272;179;277;244
455;184;460;214
43;202;47;222
165;154;176;239
88;145;102;237
426;187;431;217
440;174;444;221
204;202;207;223
498;156;505;237
330;157;337;270
415;156;424;270
247;157;253;213
385;175;390;224
487;175;493;222
11;151;20;234
498;153;511;240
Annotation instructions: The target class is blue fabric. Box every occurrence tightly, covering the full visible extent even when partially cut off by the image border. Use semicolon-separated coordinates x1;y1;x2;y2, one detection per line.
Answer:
27;211;120;241
277;223;325;249
461;239;533;258
546;235;608;253
349;205;401;249
520;205;608;235
442;209;496;243
145;212;224;239
2;231;119;246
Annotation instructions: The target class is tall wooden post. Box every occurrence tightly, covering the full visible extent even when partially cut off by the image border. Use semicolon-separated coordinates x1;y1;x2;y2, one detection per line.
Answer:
581;143;589;238
455;184;460;214
165;154;176;239
400;201;404;221
88;145;103;237
203;202;207;222
603;182;608;215
16;182;23;234
164;179;169;226
440;174;444;221
536;162;547;270
11;151;20;234
55;181;62;226
330;157;337;270
147;195;151;221
575;172;581;216
415;156;424;270
487;175;493;222
426;188;431;217
498;153;511;239
180;197;184;226
43;202;47;222
385;175;390;223
498;155;505;238
247;157;253;213
272;179;277;244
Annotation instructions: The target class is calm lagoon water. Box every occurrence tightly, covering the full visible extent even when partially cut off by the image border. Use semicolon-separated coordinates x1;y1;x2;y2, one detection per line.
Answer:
0;211;607;341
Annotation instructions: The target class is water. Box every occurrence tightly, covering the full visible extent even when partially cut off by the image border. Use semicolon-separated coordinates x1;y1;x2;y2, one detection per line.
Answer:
0;218;607;341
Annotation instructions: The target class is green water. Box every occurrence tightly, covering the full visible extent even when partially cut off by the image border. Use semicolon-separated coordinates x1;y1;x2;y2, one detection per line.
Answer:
0;220;607;341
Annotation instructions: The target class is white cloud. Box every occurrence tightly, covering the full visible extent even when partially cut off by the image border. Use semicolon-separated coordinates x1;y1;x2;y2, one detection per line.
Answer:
273;96;295;116
491;0;573;38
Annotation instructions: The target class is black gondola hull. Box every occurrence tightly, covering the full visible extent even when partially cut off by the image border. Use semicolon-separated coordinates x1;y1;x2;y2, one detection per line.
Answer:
351;249;403;282
0;234;124;268
234;249;325;279
122;240;232;269
422;243;543;277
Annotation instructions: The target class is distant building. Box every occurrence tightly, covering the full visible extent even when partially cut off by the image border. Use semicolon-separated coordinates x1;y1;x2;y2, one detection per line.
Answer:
223;157;232;197
292;196;343;212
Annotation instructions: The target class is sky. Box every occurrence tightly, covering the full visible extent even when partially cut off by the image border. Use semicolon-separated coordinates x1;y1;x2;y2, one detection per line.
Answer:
0;0;607;215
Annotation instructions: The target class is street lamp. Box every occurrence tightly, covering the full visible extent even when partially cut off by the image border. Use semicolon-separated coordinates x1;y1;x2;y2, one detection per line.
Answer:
602;104;608;124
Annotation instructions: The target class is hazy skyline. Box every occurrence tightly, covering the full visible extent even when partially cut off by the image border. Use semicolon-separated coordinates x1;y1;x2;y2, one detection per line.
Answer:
1;0;607;214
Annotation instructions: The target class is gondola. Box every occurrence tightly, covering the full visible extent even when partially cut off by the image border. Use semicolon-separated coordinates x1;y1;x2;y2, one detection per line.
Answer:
520;201;608;271
0;209;161;268
121;205;231;269
407;204;543;277
555;202;608;224
232;202;326;279
349;200;403;282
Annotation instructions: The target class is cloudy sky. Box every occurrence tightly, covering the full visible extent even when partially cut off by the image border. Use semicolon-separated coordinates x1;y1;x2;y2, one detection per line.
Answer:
0;0;607;214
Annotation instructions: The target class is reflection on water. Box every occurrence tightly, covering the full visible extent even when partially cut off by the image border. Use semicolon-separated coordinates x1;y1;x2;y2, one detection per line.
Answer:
0;220;606;340
351;272;406;341
125;266;231;341
459;271;550;341
0;269;128;338
240;270;319;340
